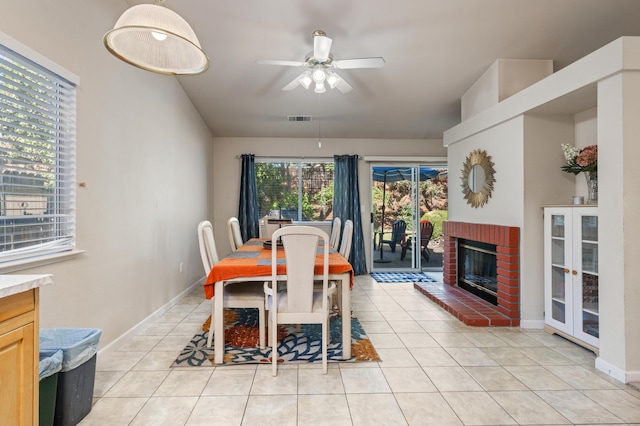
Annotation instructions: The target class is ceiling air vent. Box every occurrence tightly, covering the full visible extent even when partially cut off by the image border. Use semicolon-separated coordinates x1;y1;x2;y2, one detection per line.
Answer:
287;115;312;122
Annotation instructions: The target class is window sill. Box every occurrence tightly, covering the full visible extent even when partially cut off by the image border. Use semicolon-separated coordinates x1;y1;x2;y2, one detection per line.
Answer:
0;249;85;274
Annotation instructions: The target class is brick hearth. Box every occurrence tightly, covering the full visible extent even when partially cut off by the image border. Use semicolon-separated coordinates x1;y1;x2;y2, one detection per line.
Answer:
415;221;520;326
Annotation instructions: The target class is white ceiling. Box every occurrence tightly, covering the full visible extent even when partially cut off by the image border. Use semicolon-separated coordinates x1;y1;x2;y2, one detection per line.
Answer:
122;0;640;140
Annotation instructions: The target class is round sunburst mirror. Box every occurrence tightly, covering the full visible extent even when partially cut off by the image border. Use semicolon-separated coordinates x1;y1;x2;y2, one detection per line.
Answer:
461;149;496;208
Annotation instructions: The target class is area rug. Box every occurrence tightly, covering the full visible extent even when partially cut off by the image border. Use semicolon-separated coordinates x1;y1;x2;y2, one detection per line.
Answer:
370;272;436;283
172;308;380;367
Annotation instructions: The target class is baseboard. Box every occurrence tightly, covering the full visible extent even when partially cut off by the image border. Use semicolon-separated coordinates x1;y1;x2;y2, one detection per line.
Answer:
519;319;545;329
595;357;639;384
97;278;204;359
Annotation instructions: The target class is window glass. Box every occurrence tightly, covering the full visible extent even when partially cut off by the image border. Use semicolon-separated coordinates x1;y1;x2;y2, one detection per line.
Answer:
0;42;77;263
256;161;334;222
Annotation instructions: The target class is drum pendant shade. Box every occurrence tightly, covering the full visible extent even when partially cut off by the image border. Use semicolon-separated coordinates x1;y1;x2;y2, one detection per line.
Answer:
103;2;209;75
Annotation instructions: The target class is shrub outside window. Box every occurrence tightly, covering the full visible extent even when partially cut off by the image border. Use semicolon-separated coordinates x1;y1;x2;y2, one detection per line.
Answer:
256;160;334;222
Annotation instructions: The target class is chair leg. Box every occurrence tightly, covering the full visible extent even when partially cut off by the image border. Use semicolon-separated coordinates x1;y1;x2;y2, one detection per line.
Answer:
258;306;266;349
272;316;278;376
207;299;214;348
322;317;328;374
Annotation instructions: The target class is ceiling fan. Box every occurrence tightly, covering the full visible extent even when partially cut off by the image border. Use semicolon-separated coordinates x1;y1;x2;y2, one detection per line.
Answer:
257;30;385;94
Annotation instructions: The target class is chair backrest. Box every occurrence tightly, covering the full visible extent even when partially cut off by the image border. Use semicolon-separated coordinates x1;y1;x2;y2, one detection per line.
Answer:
259;215;279;239
391;219;407;243
329;217;341;247
197;220;219;274
420;220;434;245
227;217;243;251
339;219;354;260
272;226;329;313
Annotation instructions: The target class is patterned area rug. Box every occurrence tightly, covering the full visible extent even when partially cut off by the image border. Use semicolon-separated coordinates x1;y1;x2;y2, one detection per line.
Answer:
370;272;436;283
172;308;380;367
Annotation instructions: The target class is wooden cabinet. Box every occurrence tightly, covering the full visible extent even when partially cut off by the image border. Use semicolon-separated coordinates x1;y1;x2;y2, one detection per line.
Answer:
0;274;52;426
0;288;38;425
544;206;599;353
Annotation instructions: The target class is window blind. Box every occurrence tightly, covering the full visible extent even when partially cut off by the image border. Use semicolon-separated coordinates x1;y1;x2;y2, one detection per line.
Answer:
0;43;77;262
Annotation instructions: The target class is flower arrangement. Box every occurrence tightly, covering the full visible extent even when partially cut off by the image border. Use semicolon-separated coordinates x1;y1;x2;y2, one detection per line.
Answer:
561;143;598;175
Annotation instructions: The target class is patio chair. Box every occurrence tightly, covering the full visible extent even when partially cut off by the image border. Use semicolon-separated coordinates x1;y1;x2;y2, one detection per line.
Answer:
400;220;434;261
198;220;266;349
420;220;434;261
264;226;333;375
380;219;406;253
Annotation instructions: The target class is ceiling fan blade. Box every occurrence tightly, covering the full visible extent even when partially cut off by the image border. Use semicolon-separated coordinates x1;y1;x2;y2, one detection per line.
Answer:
256;59;305;67
313;36;333;61
333;57;385;69
335;76;353;93
282;74;304;91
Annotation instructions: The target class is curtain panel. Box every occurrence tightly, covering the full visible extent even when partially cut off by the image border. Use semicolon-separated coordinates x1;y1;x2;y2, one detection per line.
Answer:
333;154;367;275
238;154;260;241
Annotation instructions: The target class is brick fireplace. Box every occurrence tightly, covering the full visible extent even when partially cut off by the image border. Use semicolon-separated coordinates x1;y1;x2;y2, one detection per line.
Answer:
415;221;520;326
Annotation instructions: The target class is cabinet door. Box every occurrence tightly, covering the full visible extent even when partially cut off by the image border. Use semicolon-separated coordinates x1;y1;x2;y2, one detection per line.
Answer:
0;322;35;426
573;211;599;347
544;208;573;334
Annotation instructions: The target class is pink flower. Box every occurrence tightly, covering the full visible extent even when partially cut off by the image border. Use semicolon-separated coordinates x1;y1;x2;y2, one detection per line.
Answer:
576;145;597;167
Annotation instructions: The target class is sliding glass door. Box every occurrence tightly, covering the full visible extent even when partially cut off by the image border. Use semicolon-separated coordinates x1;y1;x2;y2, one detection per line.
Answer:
370;163;448;272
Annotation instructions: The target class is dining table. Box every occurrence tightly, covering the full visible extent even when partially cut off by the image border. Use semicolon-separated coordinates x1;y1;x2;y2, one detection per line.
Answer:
204;238;354;365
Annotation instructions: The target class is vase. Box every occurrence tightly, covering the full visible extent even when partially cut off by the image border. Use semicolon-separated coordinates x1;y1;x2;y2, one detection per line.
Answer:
584;171;598;204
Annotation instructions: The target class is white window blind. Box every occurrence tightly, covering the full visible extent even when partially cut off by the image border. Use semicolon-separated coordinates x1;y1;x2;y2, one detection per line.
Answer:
0;43;77;263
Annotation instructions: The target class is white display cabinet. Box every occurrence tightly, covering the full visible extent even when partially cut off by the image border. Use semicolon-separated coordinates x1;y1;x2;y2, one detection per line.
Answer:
543;206;599;353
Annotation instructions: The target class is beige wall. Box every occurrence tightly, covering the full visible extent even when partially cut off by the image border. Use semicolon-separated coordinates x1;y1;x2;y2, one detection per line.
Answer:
211;137;446;263
0;0;214;348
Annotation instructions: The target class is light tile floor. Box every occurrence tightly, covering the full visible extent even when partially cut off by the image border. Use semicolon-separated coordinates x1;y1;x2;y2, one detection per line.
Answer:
80;275;640;425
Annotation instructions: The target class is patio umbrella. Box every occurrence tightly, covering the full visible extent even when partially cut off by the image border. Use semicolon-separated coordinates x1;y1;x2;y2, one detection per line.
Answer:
372;166;439;262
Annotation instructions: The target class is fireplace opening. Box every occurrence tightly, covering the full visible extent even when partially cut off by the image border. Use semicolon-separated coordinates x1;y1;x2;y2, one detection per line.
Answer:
458;239;498;305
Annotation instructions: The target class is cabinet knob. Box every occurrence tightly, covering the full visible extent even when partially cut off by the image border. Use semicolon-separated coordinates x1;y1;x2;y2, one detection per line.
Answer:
572;270;578;275
564;268;570;274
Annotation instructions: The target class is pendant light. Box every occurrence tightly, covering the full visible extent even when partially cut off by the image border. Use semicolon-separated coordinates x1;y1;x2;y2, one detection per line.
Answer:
104;0;209;75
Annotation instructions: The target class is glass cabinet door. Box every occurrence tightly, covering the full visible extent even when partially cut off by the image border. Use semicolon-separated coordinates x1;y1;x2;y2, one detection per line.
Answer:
546;211;572;333
576;213;599;346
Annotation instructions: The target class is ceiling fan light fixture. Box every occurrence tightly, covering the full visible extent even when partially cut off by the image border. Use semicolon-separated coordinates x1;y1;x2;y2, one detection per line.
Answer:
326;72;340;89
312;68;326;83
314;82;326;94
299;72;312;89
103;0;209;75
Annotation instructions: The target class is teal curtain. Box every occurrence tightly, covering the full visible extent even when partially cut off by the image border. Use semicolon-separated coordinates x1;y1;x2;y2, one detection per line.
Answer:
333;155;367;275
238;154;260;241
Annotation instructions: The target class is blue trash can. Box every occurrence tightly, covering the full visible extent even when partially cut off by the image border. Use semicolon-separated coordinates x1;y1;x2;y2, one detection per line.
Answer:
40;328;102;426
39;349;63;426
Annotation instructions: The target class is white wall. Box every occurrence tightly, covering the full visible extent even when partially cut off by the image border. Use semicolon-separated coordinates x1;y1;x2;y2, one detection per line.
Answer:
597;71;640;382
521;114;575;325
447;117;525;227
211;137;446;264
0;0;214;347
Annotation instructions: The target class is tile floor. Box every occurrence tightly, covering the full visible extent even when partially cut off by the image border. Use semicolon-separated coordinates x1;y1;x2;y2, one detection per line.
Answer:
80;275;640;425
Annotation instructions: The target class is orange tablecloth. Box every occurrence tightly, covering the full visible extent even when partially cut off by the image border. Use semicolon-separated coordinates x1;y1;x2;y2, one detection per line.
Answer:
204;239;354;299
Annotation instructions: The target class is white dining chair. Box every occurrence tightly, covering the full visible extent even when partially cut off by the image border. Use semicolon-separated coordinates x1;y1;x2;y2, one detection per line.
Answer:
338;219;354;260
329;217;341;247
198;220;266;349
259;215;279;239
227;217;244;251
263;226;333;375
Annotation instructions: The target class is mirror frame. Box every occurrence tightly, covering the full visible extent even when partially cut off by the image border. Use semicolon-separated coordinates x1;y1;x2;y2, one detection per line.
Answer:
460;149;496;208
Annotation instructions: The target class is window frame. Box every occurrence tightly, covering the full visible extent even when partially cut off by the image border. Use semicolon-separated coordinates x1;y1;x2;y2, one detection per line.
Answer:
255;157;335;223
0;32;80;269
